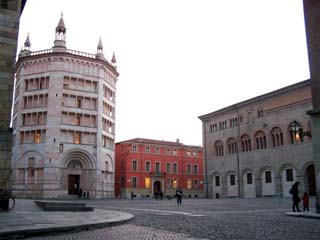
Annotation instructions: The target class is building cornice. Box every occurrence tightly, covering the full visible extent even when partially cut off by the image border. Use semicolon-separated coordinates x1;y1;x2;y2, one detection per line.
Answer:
198;79;311;121
16;48;119;77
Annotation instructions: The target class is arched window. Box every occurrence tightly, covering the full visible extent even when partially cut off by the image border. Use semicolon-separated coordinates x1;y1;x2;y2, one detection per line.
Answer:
241;134;251;152
270;127;283;147
289;121;303;144
227;138;237;155
215;141;224;157
254;130;267;150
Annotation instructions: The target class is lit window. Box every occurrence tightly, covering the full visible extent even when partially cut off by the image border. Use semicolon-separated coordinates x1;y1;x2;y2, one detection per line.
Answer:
172;179;177;189
74;133;81;144
187;179;192;189
35;132;41;143
145;177;151;188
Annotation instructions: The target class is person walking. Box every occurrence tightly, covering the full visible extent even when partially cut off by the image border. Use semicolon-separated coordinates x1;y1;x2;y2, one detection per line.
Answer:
302;192;310;212
289;181;301;212
176;186;183;205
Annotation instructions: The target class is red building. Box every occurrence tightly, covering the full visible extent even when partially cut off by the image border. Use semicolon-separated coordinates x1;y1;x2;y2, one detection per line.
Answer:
115;138;204;199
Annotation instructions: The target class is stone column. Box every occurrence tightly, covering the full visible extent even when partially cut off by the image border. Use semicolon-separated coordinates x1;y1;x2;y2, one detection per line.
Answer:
303;0;320;212
0;0;24;191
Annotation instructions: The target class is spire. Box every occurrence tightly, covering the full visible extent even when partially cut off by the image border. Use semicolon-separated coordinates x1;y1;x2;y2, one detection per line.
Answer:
24;33;31;51
96;37;104;59
111;51;117;66
56;12;66;34
97;37;103;53
53;13;66;49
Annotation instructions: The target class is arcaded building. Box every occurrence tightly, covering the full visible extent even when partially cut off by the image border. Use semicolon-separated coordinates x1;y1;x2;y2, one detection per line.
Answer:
199;80;315;198
115;138;204;199
11;16;119;199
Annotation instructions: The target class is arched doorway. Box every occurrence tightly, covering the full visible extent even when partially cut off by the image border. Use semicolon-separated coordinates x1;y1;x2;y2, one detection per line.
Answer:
153;181;161;197
306;164;316;196
67;160;83;195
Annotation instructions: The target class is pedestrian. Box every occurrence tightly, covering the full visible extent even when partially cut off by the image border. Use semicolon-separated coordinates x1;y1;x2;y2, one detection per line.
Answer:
302;192;309;212
289;181;301;212
78;188;83;198
159;190;163;200
176;186;183;205
131;191;134;200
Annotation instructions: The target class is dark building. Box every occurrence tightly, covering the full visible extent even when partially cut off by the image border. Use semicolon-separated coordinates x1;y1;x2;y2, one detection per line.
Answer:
0;0;27;192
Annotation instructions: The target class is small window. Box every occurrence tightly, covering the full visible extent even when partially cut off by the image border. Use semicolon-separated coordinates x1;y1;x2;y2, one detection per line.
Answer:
286;169;293;182
166;179;171;188
166;148;171;155
215;176;220;186
145;146;150;153
166;163;170;173
132;160;137;172
155;162;160;173
193;165;198;174
187;164;191;174
247;172;253;184
230;174;236;186
194;179;199;188
132;177;137;188
173;149;177;155
155;147;160;154
145;161;150;172
132;145;137;152
265;171;272;183
187;150;191;156
59;144;63;153
173;163;178;173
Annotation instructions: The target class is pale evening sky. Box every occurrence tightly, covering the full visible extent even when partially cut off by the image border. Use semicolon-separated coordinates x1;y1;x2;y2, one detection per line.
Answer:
17;0;310;146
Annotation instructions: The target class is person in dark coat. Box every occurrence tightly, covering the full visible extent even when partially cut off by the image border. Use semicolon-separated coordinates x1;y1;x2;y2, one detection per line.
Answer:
290;181;301;212
176;186;183;205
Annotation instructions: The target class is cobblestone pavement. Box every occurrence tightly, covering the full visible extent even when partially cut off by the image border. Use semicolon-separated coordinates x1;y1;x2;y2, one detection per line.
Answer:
25;198;320;240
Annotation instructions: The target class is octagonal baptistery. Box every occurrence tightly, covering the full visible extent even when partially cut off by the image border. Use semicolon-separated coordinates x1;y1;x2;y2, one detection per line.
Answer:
11;15;119;199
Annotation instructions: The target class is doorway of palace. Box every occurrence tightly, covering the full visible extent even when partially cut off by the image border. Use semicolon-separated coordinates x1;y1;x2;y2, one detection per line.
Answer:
68;174;80;195
306;164;316;196
153;181;162;197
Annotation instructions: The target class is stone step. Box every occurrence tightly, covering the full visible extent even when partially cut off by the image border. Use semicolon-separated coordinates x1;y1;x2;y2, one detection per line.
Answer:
35;200;86;207
41;205;94;212
34;200;94;212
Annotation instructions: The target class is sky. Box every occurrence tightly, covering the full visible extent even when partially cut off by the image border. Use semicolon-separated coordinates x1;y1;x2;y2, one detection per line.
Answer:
17;0;310;146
